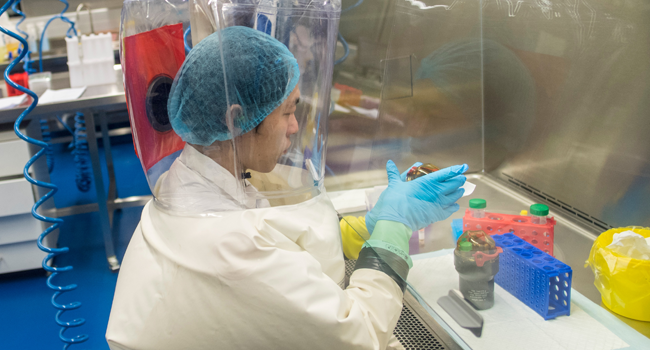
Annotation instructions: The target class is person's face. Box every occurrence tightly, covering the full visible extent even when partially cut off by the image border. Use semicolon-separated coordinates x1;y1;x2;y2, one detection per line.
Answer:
239;86;301;173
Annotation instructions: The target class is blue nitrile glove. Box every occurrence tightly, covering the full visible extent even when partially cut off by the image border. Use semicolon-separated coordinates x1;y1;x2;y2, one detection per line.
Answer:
365;160;468;234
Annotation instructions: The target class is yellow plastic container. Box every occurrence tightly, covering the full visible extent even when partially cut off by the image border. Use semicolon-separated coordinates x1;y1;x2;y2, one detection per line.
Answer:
587;227;650;321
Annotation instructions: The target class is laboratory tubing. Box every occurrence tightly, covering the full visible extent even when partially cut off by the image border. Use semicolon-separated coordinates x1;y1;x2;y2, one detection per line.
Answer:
38;0;78;73
454;230;502;310
37;21;50;52
183;27;191;53
469;198;486;218
11;0;36;75
1;1;89;347
72;112;92;192
530;203;549;225
334;0;363;65
40;119;54;173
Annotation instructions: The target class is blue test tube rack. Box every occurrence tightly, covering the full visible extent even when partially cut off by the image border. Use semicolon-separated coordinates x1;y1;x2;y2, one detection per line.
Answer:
492;233;572;320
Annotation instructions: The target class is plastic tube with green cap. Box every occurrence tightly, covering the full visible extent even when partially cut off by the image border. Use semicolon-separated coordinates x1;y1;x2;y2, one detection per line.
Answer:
530;204;549;225
469;198;486;218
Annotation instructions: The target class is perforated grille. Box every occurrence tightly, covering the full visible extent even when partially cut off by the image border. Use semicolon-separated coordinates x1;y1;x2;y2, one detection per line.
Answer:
394;306;447;350
345;259;355;277
345;259;451;350
502;172;613;231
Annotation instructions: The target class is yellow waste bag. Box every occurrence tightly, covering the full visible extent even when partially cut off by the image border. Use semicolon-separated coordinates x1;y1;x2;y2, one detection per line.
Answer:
586;226;650;321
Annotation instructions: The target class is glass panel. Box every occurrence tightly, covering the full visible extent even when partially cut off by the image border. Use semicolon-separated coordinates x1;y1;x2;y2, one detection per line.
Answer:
326;0;483;192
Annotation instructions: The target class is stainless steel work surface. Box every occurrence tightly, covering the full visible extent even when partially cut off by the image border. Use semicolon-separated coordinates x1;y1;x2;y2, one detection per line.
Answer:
410;174;650;339
0;67;125;123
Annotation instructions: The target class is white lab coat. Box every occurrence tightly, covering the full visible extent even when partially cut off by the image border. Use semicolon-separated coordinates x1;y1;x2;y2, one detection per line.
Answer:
106;145;404;349
153;144;270;214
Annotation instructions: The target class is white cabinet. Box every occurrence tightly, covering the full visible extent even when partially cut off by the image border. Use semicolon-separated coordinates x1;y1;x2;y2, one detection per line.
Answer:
0;213;42;245
0;240;46;274
0;139;30;178
0;135;47;274
0;178;36;217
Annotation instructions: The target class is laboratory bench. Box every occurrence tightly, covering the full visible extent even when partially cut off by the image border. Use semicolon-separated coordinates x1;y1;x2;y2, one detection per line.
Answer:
0;66;148;273
333;173;650;349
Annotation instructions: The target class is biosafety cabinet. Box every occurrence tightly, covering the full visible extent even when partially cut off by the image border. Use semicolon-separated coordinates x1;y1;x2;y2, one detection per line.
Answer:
326;0;650;342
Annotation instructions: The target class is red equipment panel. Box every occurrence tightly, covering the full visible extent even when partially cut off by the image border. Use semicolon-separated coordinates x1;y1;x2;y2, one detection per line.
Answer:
123;23;186;172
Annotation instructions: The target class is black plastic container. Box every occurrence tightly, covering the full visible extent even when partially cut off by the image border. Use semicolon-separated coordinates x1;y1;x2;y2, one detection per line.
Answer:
454;230;502;310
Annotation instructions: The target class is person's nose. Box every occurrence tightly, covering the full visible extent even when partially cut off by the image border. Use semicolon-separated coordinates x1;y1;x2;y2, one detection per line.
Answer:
287;113;299;136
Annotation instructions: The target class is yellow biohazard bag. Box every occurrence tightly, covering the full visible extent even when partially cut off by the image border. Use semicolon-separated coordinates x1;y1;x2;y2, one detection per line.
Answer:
587;227;650;321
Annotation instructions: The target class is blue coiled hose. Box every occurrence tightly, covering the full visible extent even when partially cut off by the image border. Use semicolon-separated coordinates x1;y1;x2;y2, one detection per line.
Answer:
72;113;92;192
1;1;88;348
184;27;192;53
11;0;36;74
334;32;349;66
334;0;363;65
53;114;92;192
39;0;77;72
40;119;54;173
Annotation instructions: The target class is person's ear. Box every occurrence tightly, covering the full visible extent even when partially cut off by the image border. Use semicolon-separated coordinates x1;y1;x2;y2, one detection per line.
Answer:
226;104;243;137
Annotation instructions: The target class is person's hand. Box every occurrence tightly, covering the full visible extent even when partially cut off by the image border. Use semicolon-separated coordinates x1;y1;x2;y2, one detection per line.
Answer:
366;160;468;233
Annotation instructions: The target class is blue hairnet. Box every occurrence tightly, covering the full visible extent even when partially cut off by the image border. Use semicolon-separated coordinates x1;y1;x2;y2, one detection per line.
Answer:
168;26;300;146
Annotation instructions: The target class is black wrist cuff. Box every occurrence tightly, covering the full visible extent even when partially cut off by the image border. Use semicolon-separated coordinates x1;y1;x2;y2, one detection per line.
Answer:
354;246;408;293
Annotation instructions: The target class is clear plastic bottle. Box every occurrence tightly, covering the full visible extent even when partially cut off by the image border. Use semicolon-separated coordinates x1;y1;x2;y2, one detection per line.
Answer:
454;230;502;310
26;24;38;54
469;198;486;218
530;204;549;225
37;22;50;52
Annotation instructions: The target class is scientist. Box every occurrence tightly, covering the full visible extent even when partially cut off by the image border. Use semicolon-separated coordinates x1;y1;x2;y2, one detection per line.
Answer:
106;26;467;350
